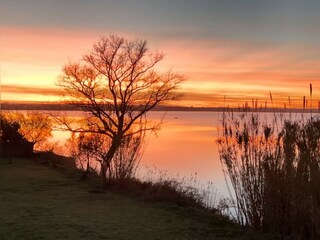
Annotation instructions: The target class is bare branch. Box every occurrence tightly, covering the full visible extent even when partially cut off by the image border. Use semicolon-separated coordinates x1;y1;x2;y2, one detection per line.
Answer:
57;34;184;185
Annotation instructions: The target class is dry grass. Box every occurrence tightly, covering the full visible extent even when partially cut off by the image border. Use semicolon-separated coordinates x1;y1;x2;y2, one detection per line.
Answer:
219;110;320;239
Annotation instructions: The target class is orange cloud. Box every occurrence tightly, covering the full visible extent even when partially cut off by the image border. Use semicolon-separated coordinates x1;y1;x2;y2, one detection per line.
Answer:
1;27;139;65
1;27;319;108
1;84;63;96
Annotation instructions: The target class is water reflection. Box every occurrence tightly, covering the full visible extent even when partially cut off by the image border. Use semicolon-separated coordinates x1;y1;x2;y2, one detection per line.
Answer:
50;111;228;194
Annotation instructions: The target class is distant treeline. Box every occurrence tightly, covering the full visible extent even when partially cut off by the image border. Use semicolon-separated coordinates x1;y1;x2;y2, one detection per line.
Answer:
1;102;320;113
1;103;80;111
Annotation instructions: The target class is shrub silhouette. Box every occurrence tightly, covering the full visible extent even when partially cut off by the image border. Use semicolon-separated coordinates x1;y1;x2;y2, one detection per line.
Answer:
0;115;25;143
0;114;34;158
219;111;320;239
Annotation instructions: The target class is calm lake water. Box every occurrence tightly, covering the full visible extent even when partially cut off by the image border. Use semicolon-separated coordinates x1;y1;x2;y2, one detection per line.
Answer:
18;110;315;197
49;111;226;195
49;110;315;196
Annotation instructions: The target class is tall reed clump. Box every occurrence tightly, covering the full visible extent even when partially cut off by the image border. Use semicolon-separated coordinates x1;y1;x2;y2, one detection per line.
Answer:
218;110;320;239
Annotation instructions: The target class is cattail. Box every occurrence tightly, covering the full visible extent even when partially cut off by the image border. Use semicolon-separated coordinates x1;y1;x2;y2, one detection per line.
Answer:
288;96;291;107
310;83;313;112
303;96;306;109
269;91;273;103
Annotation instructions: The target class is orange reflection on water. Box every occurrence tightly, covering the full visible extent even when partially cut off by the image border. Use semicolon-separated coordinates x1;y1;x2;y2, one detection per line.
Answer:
141;111;226;194
48;111;228;195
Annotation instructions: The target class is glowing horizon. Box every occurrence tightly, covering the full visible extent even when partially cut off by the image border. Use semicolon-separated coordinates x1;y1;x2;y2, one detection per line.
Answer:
1;1;320;108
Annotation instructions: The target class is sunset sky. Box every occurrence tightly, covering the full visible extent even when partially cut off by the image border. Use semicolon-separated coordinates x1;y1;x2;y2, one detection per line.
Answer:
1;0;320;107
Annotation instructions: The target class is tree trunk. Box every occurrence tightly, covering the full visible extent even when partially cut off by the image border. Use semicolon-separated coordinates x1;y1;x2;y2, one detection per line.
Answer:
101;134;122;186
100;162;108;187
80;156;90;181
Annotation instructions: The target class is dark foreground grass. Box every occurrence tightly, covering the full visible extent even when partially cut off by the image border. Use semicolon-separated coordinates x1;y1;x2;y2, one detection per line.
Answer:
0;158;275;240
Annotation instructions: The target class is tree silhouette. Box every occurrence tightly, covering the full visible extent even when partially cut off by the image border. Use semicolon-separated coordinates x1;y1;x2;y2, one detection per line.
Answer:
2;112;52;150
57;35;183;185
17;112;52;150
0;115;25;143
0;114;33;160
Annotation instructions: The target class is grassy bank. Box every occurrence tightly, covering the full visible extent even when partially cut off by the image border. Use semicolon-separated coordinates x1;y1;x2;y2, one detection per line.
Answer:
0;158;274;240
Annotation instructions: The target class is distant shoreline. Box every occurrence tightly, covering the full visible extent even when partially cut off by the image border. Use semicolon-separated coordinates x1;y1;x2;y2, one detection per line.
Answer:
1;102;319;113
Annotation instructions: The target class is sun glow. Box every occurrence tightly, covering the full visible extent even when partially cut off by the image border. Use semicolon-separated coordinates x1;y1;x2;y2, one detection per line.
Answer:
1;27;319;108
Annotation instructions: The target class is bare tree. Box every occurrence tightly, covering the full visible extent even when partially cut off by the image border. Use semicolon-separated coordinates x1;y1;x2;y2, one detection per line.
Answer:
68;130;145;181
57;35;183;186
68;132;103;180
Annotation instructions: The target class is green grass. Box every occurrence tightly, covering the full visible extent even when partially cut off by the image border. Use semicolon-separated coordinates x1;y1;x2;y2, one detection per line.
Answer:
0;158;275;240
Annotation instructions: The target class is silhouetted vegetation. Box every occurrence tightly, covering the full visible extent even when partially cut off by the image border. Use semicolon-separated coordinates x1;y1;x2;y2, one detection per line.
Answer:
68;130;144;181
0;114;25;143
56;34;183;186
1;112;52;152
0;114;34;158
14;112;52;150
219;111;320;239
